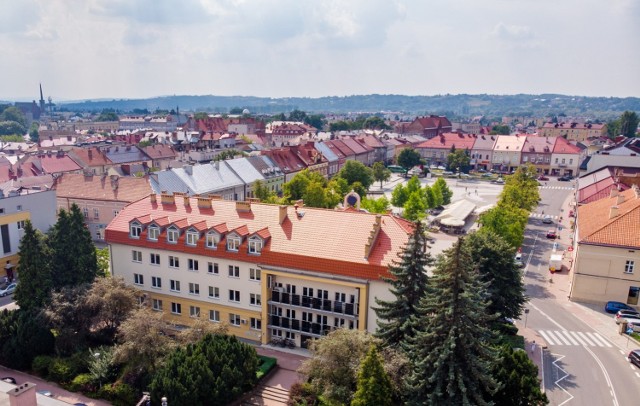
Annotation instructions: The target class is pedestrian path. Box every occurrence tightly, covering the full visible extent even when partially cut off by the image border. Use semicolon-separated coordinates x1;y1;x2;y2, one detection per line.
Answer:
538;186;574;190
538;330;612;347
530;213;559;219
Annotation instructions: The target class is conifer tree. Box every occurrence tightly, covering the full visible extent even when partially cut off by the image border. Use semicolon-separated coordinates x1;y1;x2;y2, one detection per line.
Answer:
351;346;394;406
14;220;52;311
490;345;548;405
406;238;499;406
374;221;433;349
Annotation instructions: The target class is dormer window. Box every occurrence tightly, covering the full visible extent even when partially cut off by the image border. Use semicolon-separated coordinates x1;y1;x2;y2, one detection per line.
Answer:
148;225;159;241
186;229;199;246
130;222;142;238
248;237;263;255
206;231;219;249
227;235;241;252
167;226;179;244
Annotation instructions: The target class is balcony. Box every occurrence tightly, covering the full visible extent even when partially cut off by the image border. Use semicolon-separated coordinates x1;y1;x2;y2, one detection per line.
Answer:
270;290;358;318
269;315;335;337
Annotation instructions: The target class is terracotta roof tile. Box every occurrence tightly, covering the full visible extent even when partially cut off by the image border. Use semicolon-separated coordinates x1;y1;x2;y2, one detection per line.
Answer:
54;173;151;203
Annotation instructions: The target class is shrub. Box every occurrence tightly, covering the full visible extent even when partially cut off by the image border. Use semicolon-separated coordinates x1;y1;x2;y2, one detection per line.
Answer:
287;382;319;406
257;356;277;380
98;382;138;406
48;358;75;383
32;355;54;378
69;373;96;393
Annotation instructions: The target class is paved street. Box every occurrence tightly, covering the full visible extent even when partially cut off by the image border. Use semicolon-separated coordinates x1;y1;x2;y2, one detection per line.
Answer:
519;179;640;406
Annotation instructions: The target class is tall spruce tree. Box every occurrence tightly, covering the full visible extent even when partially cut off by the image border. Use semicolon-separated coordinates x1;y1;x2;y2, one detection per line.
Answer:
49;204;98;288
374;221;433;349
14;221;52;311
351;346;394;406
406;238;499;406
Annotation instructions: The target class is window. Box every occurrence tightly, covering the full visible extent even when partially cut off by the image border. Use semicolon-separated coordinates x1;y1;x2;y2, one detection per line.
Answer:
186;230;198;246
228;265;239;278
189;283;200;295
167;227;179;243
148;225;159;241
249;268;261;281
208;286;220;299
17;220;25;230
555;158;558;164
150;253;160;265
625;260;635;274
113;210;119;217
335;292;346;302
152;299;163;311
16;205;22;211
250;293;261;306
169;256;180;268
170;280;181;292
83;207;89;218
229;313;241;326
250;318;261;330
171;302;182;315
188;259;199;271
132;250;142;262
134;274;143;285
248;237;263;254
303;287;314;297
151;276;162;289
227;236;240;251
208;262;219;275
206;232;218;248
229;290;240;302
628;286;639;305
189;306;200;318
93;208;99;220
569;159;573;164
209;310;220;322
130;222;141;238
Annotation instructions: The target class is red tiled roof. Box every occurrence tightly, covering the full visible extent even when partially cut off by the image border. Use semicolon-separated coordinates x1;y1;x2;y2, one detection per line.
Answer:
106;197;411;280
54;173;151;202
416;132;476;150
142;144;177;160
261;148;307;173
578;179;630;204
542;122;605;130
553;137;581;154
69;147;111;167
23;153;82;174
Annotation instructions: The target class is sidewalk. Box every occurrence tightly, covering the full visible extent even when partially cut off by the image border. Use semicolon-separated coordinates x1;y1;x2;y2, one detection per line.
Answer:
517;325;547;391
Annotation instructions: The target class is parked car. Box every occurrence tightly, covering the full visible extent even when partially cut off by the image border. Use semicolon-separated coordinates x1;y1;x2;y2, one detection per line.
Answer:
546;229;557;239
629;349;640;368
482;172;493;178
0;283;16;297
542;215;553;224
538;175;549;181
616;309;640;319
1;377;16;384
460;173;472;179
437;165;446;170
558;175;573;181
615;314;640;324
442;171;455;177
491;178;505;184
605;301;636;314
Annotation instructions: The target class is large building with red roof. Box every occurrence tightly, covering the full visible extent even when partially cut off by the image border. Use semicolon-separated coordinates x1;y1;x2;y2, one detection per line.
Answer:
415;132;476;166
106;194;411;347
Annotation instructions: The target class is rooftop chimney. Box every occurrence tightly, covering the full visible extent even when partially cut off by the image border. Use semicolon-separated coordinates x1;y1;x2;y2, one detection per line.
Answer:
278;205;288;224
160;191;175;205
617;194;625;205
609;206;619;219
364;215;383;259
184;164;193;175
6;381;37;406
184;195;190;207
197;196;212;209
236;201;251;212
150;193;157;204
610;189;619;198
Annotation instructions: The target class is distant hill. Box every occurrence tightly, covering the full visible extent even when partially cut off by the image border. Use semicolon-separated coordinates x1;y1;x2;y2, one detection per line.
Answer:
56;94;640;119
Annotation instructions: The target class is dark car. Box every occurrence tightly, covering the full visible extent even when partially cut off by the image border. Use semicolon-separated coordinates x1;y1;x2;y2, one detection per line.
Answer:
605;301;636;314
546;229;557;239
629;349;640;368
558;175;573;181
538;175;549;181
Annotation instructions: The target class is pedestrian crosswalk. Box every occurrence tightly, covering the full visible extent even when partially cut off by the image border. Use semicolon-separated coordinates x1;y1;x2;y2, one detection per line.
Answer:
538;186;574;190
538;330;612;347
530;213;559;219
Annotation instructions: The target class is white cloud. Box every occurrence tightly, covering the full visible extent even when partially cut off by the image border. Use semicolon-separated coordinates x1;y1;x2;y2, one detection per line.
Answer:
491;23;533;41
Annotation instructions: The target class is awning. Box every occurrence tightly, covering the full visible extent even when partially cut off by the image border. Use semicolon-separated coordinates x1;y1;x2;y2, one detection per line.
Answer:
440;218;465;227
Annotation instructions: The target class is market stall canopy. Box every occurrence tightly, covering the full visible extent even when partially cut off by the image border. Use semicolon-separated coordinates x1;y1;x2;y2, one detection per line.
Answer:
435;198;477;227
440;217;465;227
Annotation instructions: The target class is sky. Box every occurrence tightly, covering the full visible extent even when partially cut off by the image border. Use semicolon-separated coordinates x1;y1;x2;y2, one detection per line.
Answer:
1;0;639;101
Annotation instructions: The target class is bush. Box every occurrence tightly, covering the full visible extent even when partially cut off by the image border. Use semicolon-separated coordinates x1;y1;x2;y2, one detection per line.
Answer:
287;382;319;406
48;358;75;383
98;382;138;406
257;356;277;380
69;373;96;393
32;355;53;378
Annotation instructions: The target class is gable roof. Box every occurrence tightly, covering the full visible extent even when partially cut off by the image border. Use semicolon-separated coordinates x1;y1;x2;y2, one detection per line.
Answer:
553;137;582;154
141;144;177;160
68;147;111;168
416;132;476;150
522;136;555;153
470;134;497;150
493;135;527;152
54;173;151;202
150;162;244;195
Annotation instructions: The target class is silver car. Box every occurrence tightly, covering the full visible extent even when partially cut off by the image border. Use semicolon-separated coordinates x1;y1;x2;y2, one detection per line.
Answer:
0;283;16;297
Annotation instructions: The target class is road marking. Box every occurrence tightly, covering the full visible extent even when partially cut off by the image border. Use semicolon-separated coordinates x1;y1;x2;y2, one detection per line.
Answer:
584;345;619;406
538;330;615;347
619;349;625;355
539;330;554;345
545;330;562;345
631;364;636;370
552;353;574;406
555;331;572;345
560;330;578;345
570;331;588;346
588;332;612;348
529;302;566;330
577;332;596;346
636;372;640;378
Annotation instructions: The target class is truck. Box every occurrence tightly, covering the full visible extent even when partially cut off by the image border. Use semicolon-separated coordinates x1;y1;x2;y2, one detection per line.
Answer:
549;254;563;273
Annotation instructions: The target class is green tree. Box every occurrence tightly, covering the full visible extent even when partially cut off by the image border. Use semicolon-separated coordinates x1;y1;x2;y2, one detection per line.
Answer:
29;122;39;142
252;179;275;202
150;334;258;406
14;221;52;312
447;148;471;172
0;121;26;136
283;170;327;203
95;109;118;122
360;196;390;214
303;181;329;208
374;221;433;349
96;247;110;277
288;109;308;122
490;124;510;135
351;346;393;406
193;112;209;120
490;345;548;405
83;276;138;341
336;160;374;190
305;114;325;130
372;162;391;188
0;106;27;127
422;185;436;209
45;285;93;355
397;148;422;175
0;310;55;370
464;231;526;320
478;204;529;248
391;183;409;207
403;192;426;221
619;110;639;138
362;116;390;130
229;107;244;114
501;164;540;211
432;177;452;205
406;239;499;405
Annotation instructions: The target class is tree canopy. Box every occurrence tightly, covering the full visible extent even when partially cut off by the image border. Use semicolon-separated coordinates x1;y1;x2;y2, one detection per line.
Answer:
0;107;27;127
490;345;548;405
447;148;471;172
14;221;52;312
607;110;640;138
95;109;119;122
397;148;422;173
372;161;391;188
351;346;394;406
336;160;374;191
